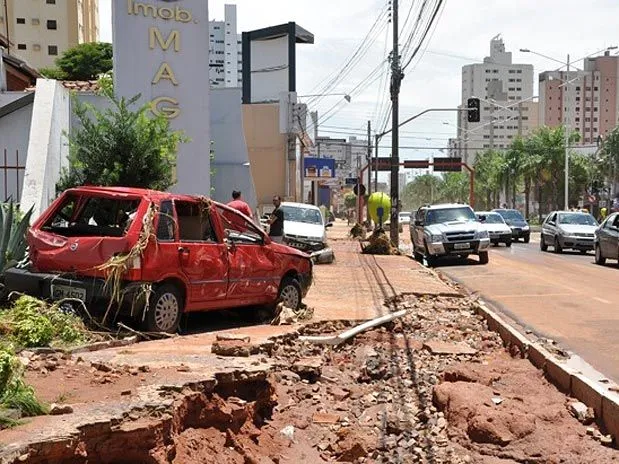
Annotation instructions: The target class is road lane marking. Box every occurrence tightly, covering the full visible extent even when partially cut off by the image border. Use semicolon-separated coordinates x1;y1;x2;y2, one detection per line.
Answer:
593;296;611;304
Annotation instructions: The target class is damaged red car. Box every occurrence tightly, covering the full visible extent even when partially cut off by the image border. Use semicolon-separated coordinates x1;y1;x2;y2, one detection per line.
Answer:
5;187;313;333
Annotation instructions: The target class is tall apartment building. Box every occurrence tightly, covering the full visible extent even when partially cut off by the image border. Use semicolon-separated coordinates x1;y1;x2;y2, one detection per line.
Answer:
209;4;242;88
455;36;536;164
311;135;367;181
539;51;619;146
0;0;99;69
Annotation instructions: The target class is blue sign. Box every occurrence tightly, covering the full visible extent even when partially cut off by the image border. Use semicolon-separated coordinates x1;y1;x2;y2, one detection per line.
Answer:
304;157;335;178
345;177;357;186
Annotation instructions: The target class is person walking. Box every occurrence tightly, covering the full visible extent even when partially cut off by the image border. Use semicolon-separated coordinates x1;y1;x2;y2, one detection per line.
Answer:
269;195;284;243
227;190;253;218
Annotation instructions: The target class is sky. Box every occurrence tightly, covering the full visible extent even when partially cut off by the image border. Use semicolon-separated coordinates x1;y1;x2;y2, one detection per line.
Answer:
98;0;619;164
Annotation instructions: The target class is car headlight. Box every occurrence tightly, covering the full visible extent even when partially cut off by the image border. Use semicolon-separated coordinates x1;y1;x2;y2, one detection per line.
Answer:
478;230;489;239
430;234;443;243
523;225;530;231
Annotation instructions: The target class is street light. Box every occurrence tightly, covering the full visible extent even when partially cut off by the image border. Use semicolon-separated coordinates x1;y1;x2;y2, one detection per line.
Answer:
520;46;617;210
298;93;352;102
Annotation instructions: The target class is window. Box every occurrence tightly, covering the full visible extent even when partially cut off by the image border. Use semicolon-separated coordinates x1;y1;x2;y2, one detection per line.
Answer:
46;20;57;30
575;117;580;123
217;206;263;245
156;201;175;241
32;18;40;25
46;0;56;4
48;45;58;55
176;201;217;242
594;87;599;91
16;17;25;24
575;97;580;101
516;70;522;74
17;43;26;50
516;88;522;91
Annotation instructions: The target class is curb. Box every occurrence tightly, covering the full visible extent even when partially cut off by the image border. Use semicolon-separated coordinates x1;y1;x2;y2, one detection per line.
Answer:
474;300;619;441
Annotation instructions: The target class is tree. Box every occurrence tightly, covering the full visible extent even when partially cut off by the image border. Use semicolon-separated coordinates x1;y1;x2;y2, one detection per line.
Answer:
344;192;357;209
473;149;506;210
40;42;113;81
57;92;187;192
401;175;443;211
440;172;469;204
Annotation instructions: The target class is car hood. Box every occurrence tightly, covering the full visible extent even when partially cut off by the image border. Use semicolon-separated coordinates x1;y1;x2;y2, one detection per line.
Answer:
481;223;511;233
426;221;481;234
269;241;312;259
504;219;528;227
284;221;325;240
557;224;597;234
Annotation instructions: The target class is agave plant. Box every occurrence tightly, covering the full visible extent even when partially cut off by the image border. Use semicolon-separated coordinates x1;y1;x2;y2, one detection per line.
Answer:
0;202;33;275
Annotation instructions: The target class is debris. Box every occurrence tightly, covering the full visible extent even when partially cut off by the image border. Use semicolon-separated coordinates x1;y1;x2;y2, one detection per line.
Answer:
349;223;366;239
423;340;477;355
91;362;112;373
121;390;132;396
361;229;400;255
177;364;190;372
312;412;341;424
211;339;251;357
271;302;314;325
492;397;503;405
291;357;322;382
49;404;73;415
600;435;614;447
280;425;295;442
569;402;594;424
215;334;250;343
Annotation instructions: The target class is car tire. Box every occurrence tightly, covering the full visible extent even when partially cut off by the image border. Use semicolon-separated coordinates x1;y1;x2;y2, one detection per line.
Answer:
554;237;563;254
523;234;530;244
505;238;512;248
478;251;489;265
413;248;423;262
580;249;588;255
595;244;606;265
424;242;437;267
540;235;548;251
144;283;183;334
278;277;302;310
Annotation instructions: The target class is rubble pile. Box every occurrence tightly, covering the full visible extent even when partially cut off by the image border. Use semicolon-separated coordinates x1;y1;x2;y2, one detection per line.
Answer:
361;229;400;255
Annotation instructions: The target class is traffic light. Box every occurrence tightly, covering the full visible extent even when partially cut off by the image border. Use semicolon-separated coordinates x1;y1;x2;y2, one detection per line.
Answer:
467;97;480;123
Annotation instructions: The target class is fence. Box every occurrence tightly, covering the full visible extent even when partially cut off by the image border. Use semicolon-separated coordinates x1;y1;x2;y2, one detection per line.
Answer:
0;148;26;203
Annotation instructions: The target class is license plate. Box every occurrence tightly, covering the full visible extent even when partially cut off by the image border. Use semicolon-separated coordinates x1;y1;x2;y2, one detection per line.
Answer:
454;242;470;250
51;284;86;301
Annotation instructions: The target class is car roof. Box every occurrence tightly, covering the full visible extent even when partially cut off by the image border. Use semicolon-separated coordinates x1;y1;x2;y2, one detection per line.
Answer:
476;211;501;216
421;203;471;210
65;186;221;205
492;208;521;213
281;201;320;211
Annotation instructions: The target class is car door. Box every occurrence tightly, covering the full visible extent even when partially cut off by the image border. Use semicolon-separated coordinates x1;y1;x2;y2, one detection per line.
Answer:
174;200;229;309
413;208;425;250
542;212;557;244
215;205;279;305
601;213;619;258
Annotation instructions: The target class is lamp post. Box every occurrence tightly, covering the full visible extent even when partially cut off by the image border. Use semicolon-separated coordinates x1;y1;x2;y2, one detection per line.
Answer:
520;46;617;210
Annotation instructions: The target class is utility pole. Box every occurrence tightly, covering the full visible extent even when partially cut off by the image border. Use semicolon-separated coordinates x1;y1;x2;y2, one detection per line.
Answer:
389;0;402;246
564;54;570;210
367;120;372;198
374;134;379;192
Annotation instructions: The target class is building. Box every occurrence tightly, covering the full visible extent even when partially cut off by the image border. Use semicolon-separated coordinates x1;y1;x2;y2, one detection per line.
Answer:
456;35;535;164
209;4;242;88
1;34;39;91
539;51;619;146
0;0;99;69
311;135;368;180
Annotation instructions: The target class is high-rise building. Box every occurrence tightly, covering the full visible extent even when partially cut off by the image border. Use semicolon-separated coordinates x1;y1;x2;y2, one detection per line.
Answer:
209;4;242;88
456;35;536;165
0;0;99;70
539;51;619;146
311;135;367;182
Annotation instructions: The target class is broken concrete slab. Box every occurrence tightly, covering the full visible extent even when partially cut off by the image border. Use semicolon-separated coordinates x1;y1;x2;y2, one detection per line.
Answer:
423;340;477;356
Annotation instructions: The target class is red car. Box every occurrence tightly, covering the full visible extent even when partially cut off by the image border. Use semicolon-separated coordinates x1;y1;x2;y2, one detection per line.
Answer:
5;187;313;333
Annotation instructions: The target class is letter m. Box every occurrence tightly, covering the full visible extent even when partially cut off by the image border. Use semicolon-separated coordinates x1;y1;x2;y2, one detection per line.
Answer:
149;27;180;52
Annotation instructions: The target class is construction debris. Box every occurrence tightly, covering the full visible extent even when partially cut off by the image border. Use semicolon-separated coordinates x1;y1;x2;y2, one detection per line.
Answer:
360;229;400;255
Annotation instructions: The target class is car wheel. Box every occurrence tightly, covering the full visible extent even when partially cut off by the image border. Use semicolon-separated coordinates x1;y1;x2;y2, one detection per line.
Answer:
580;249;588;255
523;234;530;244
478;251;489;265
505;238;512;248
278;277;302;310
144;283;182;333
554;237;563;254
413;249;423;262
595;244;606;265
424;242;437;267
540;235;547;251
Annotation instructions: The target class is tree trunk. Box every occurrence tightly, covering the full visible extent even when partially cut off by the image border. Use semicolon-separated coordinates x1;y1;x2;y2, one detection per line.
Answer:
537;182;543;222
524;177;531;219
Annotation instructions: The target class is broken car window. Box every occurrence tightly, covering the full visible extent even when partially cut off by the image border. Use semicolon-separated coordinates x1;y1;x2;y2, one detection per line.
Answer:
216;206;264;245
176;201;217;242
156;200;176;241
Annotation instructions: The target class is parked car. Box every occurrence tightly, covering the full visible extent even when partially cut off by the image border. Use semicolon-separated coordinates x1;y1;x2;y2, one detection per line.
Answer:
492;209;530;243
384;212;411;233
281;202;334;264
4;187;313;333
410;204;490;266
540;210;598;254
594;212;619;265
476;211;512;247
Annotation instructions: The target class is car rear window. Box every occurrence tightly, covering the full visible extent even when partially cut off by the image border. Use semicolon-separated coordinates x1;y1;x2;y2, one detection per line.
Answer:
42;194;141;237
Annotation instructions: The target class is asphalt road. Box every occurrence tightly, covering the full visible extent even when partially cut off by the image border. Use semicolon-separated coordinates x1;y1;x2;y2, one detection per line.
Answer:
437;233;619;383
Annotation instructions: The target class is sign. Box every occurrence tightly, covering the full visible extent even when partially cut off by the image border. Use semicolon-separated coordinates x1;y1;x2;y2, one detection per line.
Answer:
371;157;392;171
345;177;357;186
112;0;211;195
433;157;462;172
403;160;430;169
353;184;366;196
304;157;335;178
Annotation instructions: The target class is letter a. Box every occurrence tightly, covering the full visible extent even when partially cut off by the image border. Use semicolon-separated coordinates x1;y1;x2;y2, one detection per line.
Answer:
152;63;179;85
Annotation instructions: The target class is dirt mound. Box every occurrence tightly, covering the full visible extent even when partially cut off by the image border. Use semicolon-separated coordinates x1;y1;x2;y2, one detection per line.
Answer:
361;229;400;255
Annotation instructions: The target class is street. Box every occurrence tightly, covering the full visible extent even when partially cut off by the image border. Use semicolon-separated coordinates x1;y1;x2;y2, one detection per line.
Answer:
438;233;619;383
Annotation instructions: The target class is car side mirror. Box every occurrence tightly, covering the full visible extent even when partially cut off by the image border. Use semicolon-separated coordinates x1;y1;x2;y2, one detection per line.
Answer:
414;219;423;226
325;222;333;228
478;215;486;223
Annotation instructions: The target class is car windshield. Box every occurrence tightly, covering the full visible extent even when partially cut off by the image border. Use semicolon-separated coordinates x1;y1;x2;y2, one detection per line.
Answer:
425;207;476;225
558;213;597;226
281;205;323;224
479;213;504;224
498;210;525;221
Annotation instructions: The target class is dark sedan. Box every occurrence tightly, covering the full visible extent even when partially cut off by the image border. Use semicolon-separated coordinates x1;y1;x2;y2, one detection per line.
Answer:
492;209;530;243
595;212;619;265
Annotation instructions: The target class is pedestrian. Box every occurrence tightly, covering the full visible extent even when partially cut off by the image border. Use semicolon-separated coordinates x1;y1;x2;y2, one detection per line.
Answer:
227;190;253;218
600;207;608;222
269;195;284;243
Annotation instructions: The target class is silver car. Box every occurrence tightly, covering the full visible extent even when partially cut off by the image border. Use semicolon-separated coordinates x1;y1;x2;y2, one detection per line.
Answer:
594;212;619;265
540;211;598;254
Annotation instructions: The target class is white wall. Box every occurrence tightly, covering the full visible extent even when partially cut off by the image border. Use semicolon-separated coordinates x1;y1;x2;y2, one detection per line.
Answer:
20;79;70;219
250;36;289;103
0;96;33;201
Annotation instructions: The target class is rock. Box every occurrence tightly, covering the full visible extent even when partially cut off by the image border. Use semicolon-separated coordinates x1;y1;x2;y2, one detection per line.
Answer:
215;333;251;343
211;339;251;357
569;401;594;424
586;427;596;436
492;397;503;405
91;362;112;373
291;357;322;382
423;340;477;356
49;404;74;415
437;417;447;429
17;455;29;462
330;386;350;401
280;425;295;441
312;412;341;424
121;390;132;396
138;365;150;373
177;364;191;372
600;435;614;447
